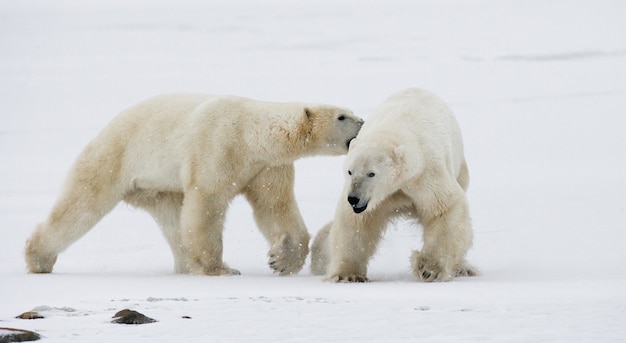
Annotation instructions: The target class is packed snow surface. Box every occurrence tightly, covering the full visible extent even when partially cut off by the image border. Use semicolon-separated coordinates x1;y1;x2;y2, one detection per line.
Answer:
1;1;625;342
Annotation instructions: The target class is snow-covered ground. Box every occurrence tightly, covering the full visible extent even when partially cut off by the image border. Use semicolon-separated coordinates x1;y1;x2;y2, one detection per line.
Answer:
1;1;625;342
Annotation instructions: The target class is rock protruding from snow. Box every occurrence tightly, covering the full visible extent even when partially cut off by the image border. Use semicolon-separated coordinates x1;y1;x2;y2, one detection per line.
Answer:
0;327;41;342
14;312;43;320
111;309;157;325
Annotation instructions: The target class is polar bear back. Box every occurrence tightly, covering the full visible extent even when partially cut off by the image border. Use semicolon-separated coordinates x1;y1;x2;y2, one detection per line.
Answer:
90;94;221;192
359;88;465;179
77;93;356;193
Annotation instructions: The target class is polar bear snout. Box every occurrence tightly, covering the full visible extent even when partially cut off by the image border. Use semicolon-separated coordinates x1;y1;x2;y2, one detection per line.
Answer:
344;118;364;149
322;112;363;155
347;194;368;213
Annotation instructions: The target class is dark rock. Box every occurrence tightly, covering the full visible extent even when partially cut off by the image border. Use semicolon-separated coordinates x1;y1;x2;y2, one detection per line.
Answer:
0;327;41;342
14;312;43;320
111;309;157;325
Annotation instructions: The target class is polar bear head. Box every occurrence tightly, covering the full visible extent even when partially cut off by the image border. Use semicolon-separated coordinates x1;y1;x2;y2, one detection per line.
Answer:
343;140;407;213
302;106;364;156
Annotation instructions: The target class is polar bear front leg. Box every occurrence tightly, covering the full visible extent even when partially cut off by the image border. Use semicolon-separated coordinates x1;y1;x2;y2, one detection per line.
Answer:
325;210;386;283
325;223;372;283
180;189;240;276
244;165;310;276
412;193;473;282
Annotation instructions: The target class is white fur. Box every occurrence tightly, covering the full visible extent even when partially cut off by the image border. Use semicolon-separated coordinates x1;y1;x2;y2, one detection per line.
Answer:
25;93;363;276
310;88;477;282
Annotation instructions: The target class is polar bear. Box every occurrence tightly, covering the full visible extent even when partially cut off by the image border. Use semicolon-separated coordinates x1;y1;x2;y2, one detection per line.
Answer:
25;93;363;276
310;88;477;282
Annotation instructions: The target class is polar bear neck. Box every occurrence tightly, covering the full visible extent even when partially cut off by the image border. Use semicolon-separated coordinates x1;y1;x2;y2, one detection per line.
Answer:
240;104;314;165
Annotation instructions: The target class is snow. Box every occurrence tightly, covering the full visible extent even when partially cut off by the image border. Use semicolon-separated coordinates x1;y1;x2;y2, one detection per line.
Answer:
1;0;626;342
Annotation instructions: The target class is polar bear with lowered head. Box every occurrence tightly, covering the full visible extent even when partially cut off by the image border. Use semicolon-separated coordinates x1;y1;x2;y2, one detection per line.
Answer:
25;93;363;276
311;88;477;282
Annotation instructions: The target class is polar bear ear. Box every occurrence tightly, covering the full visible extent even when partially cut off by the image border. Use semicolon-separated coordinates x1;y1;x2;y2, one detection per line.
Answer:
304;107;312;119
392;145;406;164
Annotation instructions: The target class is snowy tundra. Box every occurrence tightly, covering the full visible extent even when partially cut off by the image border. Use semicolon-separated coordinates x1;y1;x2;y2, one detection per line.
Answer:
1;0;625;342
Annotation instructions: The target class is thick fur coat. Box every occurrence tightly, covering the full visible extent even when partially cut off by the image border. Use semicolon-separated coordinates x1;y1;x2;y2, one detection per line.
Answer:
26;93;363;276
310;88;477;282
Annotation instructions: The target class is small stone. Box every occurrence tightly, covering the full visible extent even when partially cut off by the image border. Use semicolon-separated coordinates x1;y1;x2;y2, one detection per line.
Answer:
15;312;43;320
111;309;157;325
0;327;41;342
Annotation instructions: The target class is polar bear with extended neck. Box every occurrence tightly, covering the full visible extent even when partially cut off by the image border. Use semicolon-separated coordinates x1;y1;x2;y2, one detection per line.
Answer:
311;88;477;282
26;93;363;276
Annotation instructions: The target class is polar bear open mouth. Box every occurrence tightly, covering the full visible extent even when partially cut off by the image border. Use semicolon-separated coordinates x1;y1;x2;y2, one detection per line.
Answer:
347;196;368;213
351;205;367;213
346;137;357;149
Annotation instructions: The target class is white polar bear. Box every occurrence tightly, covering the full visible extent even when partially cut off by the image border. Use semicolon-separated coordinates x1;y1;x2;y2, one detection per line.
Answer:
25;93;363;276
310;88;477;282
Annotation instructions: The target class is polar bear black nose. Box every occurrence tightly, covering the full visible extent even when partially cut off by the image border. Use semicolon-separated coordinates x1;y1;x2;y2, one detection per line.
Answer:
347;196;360;207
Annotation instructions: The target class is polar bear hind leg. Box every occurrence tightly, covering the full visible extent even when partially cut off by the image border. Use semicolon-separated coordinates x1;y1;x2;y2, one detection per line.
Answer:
310;222;331;276
25;154;125;273
124;190;189;273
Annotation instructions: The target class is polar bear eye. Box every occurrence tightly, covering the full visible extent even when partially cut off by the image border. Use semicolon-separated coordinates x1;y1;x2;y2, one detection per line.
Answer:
367;172;375;178
338;115;346;121
348;170;352;176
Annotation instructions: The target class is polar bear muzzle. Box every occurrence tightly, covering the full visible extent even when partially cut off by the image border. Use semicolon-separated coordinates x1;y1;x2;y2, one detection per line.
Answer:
347;194;368;213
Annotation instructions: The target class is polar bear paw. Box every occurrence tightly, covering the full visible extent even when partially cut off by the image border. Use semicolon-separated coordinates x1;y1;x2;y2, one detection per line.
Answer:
187;263;241;276
455;261;479;277
411;251;454;282
25;238;58;273
268;234;308;276
25;252;57;274
325;274;369;283
211;266;242;276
